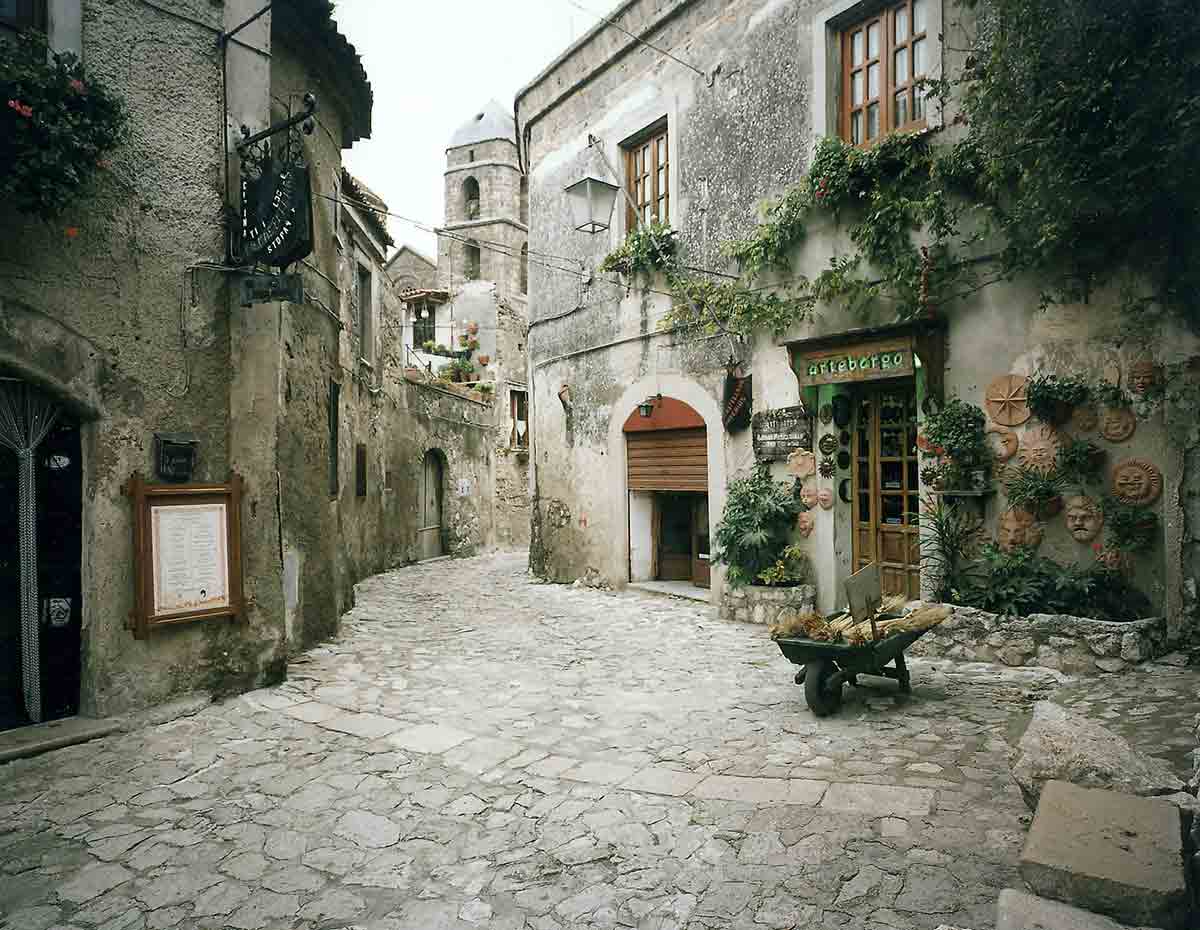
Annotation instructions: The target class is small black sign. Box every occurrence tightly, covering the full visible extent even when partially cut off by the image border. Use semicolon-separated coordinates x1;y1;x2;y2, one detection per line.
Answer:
240;272;304;307
752;405;812;461
723;372;752;432
155;433;198;483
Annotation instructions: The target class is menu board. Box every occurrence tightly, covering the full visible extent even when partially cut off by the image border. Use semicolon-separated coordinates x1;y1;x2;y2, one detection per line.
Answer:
151;503;229;616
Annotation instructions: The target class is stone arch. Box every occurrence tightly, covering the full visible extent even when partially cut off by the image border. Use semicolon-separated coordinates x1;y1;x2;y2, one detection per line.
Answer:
462;176;480;219
0;297;105;420
606;374;728;597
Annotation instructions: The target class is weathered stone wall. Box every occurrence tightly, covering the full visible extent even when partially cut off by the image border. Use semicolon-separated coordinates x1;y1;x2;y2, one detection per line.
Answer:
517;0;1199;636
386;247;437;291
719;585;818;625
0;0;283;716
908;607;1169;674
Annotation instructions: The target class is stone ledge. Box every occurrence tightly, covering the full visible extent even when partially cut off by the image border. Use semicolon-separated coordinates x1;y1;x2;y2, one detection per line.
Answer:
907;605;1168;674
719;584;816;625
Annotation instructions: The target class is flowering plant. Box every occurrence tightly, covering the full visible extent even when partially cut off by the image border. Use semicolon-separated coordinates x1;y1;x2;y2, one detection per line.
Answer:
1;31;127;218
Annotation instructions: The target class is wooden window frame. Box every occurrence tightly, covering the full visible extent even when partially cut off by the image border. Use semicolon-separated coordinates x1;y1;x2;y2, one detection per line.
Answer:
0;0;47;32
622;120;669;232
840;0;929;146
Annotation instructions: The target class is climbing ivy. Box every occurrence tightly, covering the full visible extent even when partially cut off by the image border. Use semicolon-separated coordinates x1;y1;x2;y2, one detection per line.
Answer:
601;0;1200;336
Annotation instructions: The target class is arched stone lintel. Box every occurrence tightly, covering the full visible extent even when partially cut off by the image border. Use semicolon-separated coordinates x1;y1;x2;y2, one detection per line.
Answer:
0;297;106;420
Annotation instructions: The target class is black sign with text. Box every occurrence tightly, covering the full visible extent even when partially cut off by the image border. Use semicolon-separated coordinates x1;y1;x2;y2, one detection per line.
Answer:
238;159;314;268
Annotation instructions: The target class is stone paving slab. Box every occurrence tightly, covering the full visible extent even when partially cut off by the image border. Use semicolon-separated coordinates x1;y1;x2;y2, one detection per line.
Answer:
0;551;1197;930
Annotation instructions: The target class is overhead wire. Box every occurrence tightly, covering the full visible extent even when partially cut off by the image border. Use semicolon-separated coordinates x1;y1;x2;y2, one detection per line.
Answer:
560;0;710;81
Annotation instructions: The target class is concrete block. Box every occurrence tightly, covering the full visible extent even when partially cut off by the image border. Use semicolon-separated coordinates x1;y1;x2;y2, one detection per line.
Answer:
1019;781;1188;929
997;889;1156;930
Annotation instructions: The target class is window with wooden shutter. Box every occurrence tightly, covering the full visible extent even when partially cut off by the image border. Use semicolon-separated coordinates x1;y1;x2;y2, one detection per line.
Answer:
623;121;669;230
841;0;929;146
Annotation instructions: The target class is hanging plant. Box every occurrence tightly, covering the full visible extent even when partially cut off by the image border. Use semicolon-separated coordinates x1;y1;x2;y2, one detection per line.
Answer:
1056;438;1106;489
919;398;991;488
1100;496;1158;553
1002;465;1068;520
1024;373;1092;425
599;220;679;276
1;32;127;218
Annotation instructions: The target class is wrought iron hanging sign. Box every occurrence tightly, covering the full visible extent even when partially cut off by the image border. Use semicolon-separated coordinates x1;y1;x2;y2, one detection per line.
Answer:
234;93;317;268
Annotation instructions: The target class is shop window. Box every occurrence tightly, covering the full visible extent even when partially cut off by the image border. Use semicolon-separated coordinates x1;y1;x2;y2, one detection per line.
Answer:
841;0;928;145
510;389;528;448
328;381;340;498
355;443;367;498
463;176;480;220
412;300;436;347
464;240;481;280
0;0;46;32
623;119;669;230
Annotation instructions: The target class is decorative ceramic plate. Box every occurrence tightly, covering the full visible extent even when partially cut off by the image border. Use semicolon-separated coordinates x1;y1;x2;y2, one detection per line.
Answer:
985;374;1031;426
819;403;833;425
818;433;838;455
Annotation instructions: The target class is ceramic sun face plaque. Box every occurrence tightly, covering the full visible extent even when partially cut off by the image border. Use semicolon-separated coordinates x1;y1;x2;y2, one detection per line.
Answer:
1017;424;1061;475
1099;405;1136;443
1111;458;1162;506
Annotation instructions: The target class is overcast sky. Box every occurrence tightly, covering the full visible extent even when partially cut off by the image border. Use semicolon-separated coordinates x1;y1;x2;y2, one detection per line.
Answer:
333;1;588;258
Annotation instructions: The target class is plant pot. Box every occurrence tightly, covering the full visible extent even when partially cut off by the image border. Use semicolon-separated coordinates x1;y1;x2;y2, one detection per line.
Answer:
1042;399;1074;426
1035;496;1063;520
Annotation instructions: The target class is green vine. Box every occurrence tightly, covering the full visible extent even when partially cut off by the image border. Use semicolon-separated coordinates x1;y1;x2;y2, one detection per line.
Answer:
598;221;678;276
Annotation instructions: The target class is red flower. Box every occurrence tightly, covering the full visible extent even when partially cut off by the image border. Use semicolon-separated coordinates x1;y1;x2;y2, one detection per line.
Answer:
69;78;86;94
65;227;79;239
1091;543;1103;553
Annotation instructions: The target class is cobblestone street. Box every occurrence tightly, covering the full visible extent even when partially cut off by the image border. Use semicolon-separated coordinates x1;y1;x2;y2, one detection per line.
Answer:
1;551;1196;930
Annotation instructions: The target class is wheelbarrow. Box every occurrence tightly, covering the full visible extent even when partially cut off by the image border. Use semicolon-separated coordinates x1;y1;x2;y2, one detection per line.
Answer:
774;625;929;716
772;563;929;716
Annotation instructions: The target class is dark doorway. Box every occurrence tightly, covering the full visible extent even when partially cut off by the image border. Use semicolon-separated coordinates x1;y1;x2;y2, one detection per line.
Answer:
655;492;710;587
419;450;444;561
0;417;82;730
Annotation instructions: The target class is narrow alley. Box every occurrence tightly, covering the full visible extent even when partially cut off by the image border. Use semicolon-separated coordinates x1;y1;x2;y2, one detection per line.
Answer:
2;552;1195;930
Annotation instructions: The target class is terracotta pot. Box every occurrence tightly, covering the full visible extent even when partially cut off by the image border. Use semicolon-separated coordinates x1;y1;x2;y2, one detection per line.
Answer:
1036;496;1063;520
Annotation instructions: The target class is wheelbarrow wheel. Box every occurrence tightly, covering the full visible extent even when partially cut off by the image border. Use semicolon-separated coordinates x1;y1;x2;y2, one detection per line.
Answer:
804;659;843;717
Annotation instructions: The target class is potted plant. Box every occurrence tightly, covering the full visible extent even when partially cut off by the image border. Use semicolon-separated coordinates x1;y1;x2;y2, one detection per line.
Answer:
421;340;437;354
756;544;814;587
919;398;991;490
712;464;803;588
1100;496;1158;558
598;220;679;277
1002;465;1067;519
1055;438;1105;491
1025;373;1092;425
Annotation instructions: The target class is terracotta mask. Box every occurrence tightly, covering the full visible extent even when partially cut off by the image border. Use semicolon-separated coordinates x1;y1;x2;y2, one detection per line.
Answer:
1098;405;1136;443
796;511;815;538
997;508;1043;551
1111;458;1162;505
800;481;819;509
787;450;816;479
985;425;1018;463
818;488;834;510
1064;495;1103;543
1129;361;1160;396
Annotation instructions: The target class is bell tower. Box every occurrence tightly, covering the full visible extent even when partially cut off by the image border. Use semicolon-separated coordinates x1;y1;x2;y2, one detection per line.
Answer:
438;100;528;297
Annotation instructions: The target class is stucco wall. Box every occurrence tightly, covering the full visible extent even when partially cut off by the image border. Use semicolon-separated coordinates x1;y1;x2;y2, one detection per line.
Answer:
517;0;1199;634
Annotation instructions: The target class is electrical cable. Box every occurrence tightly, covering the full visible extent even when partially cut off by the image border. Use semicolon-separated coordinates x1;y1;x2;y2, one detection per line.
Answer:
560;0;709;81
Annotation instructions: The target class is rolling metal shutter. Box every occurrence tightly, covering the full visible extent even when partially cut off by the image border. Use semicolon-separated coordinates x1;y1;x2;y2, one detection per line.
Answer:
626;428;707;492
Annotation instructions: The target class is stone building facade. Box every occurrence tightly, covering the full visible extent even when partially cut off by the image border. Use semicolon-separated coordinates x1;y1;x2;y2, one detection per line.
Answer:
515;0;1200;642
0;0;503;730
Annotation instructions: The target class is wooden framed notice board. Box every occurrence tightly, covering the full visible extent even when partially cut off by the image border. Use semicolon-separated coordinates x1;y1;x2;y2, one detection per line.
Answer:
123;472;244;640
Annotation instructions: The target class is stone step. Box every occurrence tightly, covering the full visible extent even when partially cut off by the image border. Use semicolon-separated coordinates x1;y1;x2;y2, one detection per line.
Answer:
1019;781;1188;929
997;889;1159;930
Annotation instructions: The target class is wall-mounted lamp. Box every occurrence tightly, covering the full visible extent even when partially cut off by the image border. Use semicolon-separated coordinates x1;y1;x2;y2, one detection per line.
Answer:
419;305;429;319
638;393;663;418
564;175;619;234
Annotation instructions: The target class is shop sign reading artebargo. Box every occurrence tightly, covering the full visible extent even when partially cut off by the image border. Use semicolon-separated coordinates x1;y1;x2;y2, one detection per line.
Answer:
794;337;914;386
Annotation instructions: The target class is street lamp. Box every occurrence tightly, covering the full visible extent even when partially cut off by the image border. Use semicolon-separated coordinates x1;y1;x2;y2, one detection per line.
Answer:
638;393;662;418
564;175;619;234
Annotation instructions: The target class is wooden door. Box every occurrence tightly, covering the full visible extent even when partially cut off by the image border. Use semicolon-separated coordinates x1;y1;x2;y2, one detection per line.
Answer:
419;451;444;560
691;496;710;588
657;494;692;581
851;385;920;599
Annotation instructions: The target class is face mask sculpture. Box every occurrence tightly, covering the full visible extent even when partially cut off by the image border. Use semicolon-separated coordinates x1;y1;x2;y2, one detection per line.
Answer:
1098;405;1136;444
1064;495;1104;543
818;488;834;510
1129;360;1160;396
800;481;819;509
796;511;815;538
997;508;1043;551
1111;458;1162;506
787;449;816;479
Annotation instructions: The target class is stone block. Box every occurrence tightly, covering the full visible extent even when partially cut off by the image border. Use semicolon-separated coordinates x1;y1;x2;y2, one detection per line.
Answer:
1120;633;1145;662
1011;702;1184;808
996;889;1155;930
1094;658;1126;673
1019;781;1188;929
820;782;932;817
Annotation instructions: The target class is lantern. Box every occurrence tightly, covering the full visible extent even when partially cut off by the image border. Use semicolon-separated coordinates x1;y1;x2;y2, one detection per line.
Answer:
564;176;619;234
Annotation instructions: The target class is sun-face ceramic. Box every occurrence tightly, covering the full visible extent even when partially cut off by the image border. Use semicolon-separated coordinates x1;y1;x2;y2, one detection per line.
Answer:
1111;458;1162;505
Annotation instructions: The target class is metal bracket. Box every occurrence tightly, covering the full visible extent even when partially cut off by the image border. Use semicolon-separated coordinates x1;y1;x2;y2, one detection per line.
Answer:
237;93;317;154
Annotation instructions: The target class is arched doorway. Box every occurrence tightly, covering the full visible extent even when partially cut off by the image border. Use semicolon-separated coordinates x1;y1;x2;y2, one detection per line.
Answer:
418;449;445;560
623;397;710;589
0;377;83;729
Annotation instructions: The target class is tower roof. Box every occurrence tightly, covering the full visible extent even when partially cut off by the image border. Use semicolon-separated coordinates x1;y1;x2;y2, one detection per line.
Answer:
448;100;516;149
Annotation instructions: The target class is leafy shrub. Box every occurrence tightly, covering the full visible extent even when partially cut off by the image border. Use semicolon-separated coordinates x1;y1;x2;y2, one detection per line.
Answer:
1002;465;1067;513
919;493;983;603
1;31;127;217
920;398;991;484
713;465;802;588
957;544;1151;621
756;544;813;587
1101;496;1159;552
1056;438;1105;487
599;221;678;276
